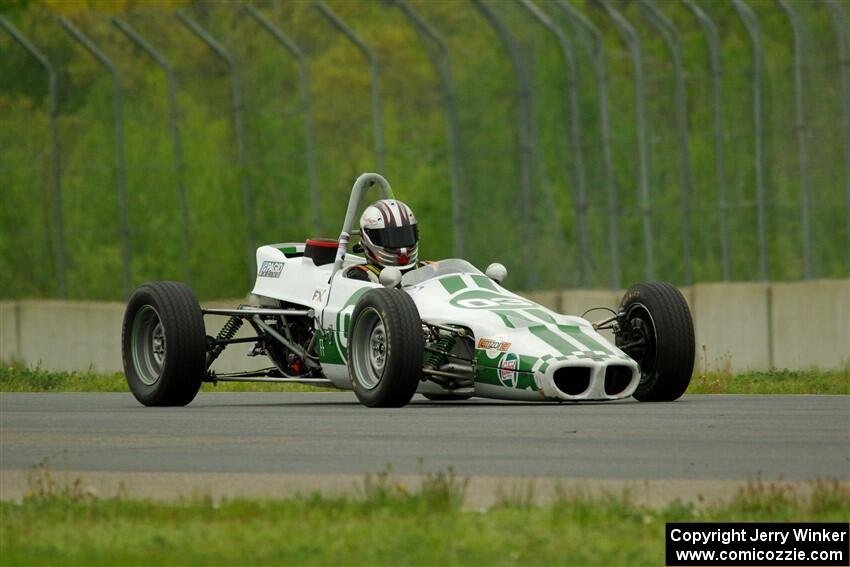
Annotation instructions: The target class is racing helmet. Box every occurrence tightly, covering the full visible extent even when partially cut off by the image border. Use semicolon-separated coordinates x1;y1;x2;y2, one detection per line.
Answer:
359;199;419;269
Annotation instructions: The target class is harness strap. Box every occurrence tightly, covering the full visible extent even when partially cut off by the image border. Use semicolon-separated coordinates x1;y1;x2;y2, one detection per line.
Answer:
352;264;382;275
354;261;430;275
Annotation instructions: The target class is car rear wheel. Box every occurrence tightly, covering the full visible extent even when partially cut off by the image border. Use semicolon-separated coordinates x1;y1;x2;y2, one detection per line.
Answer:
347;289;423;407
615;282;695;401
122;281;207;406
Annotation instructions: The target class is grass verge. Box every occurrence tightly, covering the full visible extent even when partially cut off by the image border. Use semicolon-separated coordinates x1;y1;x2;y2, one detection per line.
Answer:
0;362;330;393
2;466;848;566
688;367;848;395
1;361;846;394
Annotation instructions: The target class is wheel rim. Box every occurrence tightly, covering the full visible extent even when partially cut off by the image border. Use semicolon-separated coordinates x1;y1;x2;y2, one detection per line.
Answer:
131;305;166;386
622;303;658;384
351;307;386;390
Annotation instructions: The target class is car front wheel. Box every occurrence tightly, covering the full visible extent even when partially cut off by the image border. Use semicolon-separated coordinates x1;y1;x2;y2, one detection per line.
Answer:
347;288;423;407
616;282;695;401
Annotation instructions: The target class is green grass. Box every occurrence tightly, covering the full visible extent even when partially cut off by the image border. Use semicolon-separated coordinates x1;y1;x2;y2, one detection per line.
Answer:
688;367;849;395
1;361;846;395
2;468;848;567
0;362;330;393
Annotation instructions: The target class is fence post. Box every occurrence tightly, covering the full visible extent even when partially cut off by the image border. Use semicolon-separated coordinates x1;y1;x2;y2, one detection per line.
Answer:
0;17;67;298
242;5;322;237
58;16;131;297
640;0;694;285
175;11;255;281
517;0;591;288
682;0;731;282
732;0;768;281
471;0;539;289
553;0;620;289
111;17;192;286
823;0;850;274
593;0;654;281
393;0;467;258
776;0;812;280
314;1;385;173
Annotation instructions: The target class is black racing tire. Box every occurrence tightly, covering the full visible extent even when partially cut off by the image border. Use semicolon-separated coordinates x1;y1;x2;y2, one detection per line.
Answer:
347;288;424;407
122;281;207;407
423;393;473;401
616;282;695;402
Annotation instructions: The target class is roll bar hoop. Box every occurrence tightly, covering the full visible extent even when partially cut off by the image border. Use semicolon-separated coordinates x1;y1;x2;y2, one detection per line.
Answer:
331;172;395;277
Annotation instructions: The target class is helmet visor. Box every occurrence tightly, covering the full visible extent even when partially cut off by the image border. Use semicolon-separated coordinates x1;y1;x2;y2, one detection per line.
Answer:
365;225;419;248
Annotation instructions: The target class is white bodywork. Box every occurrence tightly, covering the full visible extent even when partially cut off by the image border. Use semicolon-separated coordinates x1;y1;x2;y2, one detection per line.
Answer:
251;243;640;402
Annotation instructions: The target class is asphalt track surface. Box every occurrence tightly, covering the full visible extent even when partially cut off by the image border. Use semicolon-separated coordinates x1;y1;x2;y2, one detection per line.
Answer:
1;392;848;481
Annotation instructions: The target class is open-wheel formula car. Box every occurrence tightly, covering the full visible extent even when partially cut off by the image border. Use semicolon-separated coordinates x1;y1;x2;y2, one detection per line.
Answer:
122;173;695;408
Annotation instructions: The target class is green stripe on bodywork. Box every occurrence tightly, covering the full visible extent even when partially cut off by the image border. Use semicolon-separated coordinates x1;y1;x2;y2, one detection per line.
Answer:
492;311;515;329
492;310;538;329
557;324;618;355
476;367;539;391
525;308;557;324
278;246;297;255
529;325;575;353
470;274;498;291
519;355;538;373
439;275;467;294
317;331;345;365
475;350;538;373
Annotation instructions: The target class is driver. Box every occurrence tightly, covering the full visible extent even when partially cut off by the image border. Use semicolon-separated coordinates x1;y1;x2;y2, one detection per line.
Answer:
346;199;423;282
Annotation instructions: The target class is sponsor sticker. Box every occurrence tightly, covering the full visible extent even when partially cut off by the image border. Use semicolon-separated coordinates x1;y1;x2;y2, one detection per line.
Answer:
477;338;512;359
258;261;284;278
498;352;519;388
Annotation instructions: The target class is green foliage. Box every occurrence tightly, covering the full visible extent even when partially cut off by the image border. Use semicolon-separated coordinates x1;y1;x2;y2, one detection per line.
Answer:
0;361;126;391
688;365;850;395
1;0;848;300
2;471;848;565
0;360;331;392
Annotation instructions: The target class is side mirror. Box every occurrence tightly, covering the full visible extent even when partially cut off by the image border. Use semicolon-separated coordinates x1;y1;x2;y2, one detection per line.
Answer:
379;266;403;288
485;263;507;284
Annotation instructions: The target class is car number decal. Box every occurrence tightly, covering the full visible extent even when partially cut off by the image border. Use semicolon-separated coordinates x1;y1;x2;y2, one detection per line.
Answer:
449;289;535;310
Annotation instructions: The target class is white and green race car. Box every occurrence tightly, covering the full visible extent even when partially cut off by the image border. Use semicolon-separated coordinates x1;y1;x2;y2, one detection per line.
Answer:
122;173;695;408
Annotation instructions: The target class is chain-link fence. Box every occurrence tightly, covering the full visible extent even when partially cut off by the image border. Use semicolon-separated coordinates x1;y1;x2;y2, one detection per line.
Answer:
1;0;848;300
